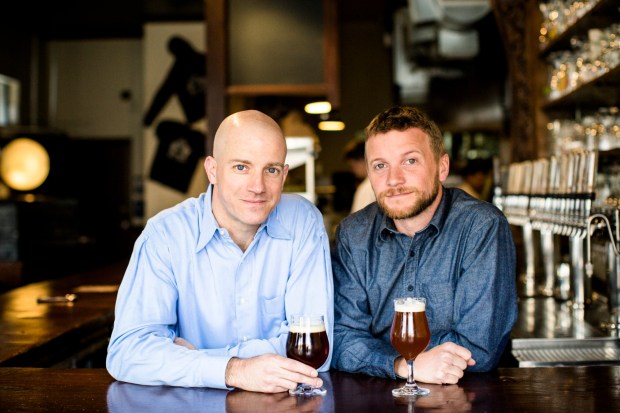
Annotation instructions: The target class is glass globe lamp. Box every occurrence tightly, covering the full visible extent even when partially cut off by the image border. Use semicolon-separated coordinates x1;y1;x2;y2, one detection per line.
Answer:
0;137;50;192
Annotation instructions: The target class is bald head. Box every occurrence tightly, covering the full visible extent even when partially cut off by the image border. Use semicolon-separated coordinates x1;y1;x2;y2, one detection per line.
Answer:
204;110;290;245
213;110;285;159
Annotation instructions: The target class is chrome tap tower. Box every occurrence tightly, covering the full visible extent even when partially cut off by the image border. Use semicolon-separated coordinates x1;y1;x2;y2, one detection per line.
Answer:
496;149;620;329
586;209;620;332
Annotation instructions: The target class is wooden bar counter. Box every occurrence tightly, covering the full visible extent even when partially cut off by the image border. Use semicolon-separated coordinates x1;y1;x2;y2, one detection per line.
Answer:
2;261;619;412
0;260;127;367
1;366;618;412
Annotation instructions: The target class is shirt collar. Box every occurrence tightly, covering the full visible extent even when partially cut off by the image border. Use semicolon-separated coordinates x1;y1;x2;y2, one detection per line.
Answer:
377;186;451;241
196;185;291;252
196;185;218;252
263;201;292;240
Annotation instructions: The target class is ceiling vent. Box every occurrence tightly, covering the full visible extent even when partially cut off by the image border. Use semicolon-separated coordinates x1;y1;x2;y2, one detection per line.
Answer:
405;0;490;60
394;1;490;103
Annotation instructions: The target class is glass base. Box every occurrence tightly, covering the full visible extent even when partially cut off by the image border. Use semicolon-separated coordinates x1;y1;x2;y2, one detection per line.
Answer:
289;384;327;397
392;384;430;397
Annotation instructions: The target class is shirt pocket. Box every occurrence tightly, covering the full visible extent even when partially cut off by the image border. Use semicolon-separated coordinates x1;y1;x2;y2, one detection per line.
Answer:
419;280;454;332
260;294;285;335
261;294;285;316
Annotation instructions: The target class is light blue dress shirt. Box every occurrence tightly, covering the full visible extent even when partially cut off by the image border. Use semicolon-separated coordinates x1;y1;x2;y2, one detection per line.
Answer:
106;185;334;388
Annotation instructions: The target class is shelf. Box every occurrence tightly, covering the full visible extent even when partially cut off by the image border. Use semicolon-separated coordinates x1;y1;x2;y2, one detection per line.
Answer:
542;65;620;112
226;83;328;97
539;0;620;57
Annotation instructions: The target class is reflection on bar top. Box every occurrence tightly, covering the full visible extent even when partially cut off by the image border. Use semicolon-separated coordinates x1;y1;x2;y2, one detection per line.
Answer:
73;285;119;293
512;296;611;340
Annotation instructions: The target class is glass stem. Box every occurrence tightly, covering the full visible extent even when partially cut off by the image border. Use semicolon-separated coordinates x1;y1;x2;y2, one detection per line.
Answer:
406;359;416;388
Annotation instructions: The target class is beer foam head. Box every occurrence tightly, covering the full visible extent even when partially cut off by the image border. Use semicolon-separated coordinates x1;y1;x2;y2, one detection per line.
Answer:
289;323;326;333
289;315;326;333
394;298;425;312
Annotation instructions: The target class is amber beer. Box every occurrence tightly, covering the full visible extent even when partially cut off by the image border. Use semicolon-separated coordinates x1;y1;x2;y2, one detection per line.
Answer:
286;319;329;369
390;299;430;361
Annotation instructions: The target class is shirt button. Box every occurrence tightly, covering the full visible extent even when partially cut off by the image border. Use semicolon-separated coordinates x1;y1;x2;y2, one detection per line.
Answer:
242;336;249;342
240;297;246;305
409;250;415;257
407;285;414;292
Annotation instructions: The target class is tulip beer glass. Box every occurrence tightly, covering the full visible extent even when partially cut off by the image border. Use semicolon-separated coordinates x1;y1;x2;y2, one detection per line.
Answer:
390;297;431;397
286;314;329;396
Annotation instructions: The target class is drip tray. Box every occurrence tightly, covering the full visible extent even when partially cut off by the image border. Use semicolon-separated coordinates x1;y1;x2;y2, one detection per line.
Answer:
512;337;620;367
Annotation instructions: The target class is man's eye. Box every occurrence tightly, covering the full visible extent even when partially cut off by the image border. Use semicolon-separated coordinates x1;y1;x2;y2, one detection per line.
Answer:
234;165;247;171
374;163;386;170
267;167;279;174
406;159;417;165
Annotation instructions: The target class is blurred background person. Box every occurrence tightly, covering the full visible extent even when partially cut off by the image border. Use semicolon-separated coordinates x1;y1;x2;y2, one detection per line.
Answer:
344;139;375;213
457;158;492;201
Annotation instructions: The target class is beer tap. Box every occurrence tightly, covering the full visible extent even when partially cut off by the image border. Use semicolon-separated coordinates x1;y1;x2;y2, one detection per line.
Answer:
586;209;620;332
565;150;598;314
520;161;536;297
540;229;556;296
534;157;555;296
570;234;587;318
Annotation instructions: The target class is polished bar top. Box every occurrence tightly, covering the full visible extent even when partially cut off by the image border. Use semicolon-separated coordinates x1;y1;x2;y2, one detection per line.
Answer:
1;366;618;412
0;260;127;366
512;296;611;340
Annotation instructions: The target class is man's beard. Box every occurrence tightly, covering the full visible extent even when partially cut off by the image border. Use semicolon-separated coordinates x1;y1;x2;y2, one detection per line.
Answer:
377;176;441;220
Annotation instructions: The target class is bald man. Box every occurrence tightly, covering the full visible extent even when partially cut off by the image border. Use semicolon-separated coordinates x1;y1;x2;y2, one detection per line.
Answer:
107;110;334;392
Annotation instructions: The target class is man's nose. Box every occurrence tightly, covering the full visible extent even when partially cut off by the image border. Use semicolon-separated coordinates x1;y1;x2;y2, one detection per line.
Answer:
387;166;405;186
247;171;266;193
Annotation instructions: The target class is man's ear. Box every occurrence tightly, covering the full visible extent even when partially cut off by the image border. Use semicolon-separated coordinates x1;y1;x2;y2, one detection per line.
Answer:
439;154;450;182
281;164;290;189
204;156;217;184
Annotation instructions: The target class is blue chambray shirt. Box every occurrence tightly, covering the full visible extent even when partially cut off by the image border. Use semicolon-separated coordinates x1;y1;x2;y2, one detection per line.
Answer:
107;185;334;388
332;187;517;379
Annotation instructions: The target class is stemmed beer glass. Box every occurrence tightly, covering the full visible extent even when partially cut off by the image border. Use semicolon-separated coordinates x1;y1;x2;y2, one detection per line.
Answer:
286;314;329;396
390;297;431;397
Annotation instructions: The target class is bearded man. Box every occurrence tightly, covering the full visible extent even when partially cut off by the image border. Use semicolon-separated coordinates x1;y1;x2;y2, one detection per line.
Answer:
331;106;517;385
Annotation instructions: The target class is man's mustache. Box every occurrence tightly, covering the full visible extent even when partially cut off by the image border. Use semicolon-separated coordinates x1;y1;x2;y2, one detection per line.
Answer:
380;186;417;198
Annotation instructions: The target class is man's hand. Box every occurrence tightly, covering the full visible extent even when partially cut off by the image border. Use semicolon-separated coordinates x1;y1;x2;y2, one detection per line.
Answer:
225;354;322;393
395;342;476;384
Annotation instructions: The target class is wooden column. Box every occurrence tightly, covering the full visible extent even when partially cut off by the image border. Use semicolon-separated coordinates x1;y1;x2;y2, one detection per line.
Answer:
205;0;226;157
492;0;543;161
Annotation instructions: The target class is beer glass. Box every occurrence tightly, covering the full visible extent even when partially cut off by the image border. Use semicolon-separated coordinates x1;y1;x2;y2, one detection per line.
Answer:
286;314;329;396
390;297;431;397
